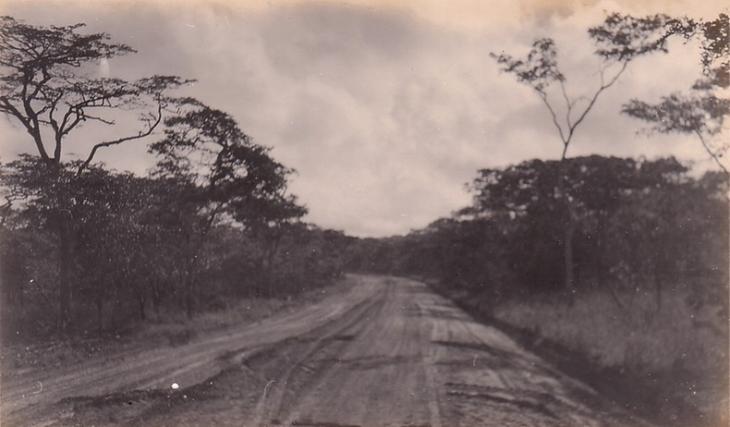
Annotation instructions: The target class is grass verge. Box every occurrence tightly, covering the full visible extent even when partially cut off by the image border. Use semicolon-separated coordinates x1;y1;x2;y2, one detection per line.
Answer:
425;279;728;427
0;277;353;379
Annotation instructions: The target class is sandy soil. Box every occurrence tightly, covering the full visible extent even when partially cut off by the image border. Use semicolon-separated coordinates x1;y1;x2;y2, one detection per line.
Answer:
1;275;654;427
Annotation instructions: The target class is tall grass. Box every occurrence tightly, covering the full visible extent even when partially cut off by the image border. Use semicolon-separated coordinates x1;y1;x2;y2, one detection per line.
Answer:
0;279;350;377
493;286;728;425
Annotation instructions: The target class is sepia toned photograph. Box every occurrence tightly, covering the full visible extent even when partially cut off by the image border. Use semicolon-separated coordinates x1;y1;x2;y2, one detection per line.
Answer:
0;1;728;426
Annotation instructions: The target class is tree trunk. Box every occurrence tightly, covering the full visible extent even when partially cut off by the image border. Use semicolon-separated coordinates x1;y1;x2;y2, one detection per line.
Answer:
152;280;162;320
595;214;608;291
564;220;575;292
606;281;627;312
653;257;663;313
557;158;576;299
58;219;72;334
185;278;194;320
110;279;125;333
184;266;196;320
183;233;201;320
264;231;283;273
95;295;104;335
138;293;147;321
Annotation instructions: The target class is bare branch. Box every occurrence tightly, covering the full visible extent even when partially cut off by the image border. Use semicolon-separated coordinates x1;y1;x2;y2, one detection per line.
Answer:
77;99;164;174
81;113;115;125
0;97;32;131
568;60;629;141
695;129;729;176
536;90;568;145
558;79;575;127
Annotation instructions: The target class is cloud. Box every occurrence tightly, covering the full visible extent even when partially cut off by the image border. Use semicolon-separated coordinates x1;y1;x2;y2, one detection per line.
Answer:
1;0;727;236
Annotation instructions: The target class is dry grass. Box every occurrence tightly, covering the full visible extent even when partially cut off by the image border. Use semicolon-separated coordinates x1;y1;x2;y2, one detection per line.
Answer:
493;287;728;424
496;290;724;371
138;282;350;345
0;278;352;376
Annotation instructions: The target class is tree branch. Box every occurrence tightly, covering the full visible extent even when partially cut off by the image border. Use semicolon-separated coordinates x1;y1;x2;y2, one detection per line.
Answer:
558;79;574;128
537;90;568;144
82;113;116;125
695;129;729;176
77;98;163;174
19;73;48;159
568;60;629;141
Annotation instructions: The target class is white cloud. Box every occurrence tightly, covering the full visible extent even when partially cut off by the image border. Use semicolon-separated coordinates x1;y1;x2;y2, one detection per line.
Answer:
1;0;727;236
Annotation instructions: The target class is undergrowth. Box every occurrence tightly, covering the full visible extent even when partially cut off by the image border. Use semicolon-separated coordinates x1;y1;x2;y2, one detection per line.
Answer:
0;278;351;377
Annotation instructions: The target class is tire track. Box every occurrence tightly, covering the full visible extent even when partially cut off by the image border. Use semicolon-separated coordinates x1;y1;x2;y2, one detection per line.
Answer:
250;282;391;426
10;276;662;427
2;277;381;427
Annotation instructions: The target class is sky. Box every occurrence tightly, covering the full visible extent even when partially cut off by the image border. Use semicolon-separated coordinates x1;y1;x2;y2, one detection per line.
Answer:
1;0;728;236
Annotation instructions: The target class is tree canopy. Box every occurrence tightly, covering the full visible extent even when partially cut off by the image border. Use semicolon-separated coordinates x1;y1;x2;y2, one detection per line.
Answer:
0;16;191;172
622;14;730;175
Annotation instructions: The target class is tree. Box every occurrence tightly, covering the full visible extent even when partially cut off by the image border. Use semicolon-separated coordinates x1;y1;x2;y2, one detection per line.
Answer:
623;14;730;176
490;13;694;292
248;196;307;292
0;16;191;332
2;156;137;331
149;100;305;317
0;16;191;171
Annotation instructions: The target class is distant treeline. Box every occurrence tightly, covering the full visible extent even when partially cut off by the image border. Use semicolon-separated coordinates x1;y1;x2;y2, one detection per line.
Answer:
346;155;728;312
0;157;351;340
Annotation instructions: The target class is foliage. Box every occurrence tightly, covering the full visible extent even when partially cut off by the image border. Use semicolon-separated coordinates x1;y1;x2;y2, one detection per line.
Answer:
0;157;346;337
622;14;730;175
0;15;193;331
587;13;695;60
347;156;728;309
489;12;694;292
149;100;304;229
491;12;693;156
345;157;728;426
0;16;191;170
0;16;336;337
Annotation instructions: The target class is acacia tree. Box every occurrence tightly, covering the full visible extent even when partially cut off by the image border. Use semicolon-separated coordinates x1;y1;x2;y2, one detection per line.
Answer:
0;16;191;332
149;100;305;317
623;14;730;176
490;13;694;292
0;16;191;171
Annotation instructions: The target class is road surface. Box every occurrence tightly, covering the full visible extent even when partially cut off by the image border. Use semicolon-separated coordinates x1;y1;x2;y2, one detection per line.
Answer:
1;275;651;426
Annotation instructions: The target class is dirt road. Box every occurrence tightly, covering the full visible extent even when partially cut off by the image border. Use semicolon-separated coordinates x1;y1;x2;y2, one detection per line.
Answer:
2;275;652;426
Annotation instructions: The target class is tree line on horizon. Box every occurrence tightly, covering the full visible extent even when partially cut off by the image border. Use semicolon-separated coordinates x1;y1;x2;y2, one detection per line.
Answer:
347;155;727;312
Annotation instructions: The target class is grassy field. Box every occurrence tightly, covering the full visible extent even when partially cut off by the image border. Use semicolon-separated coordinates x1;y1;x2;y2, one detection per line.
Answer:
493;288;728;427
425;276;728;427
